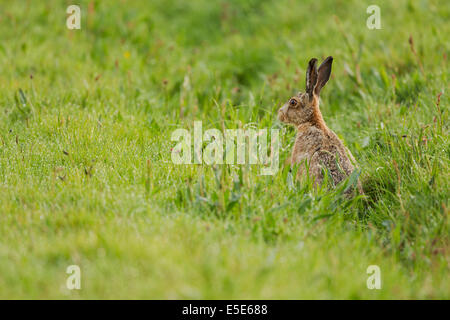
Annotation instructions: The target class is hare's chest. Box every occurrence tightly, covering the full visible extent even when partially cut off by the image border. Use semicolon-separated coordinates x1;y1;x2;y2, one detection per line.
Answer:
291;127;325;164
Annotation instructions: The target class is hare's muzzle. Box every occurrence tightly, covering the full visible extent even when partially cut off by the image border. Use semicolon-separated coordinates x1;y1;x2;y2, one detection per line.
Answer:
278;104;288;122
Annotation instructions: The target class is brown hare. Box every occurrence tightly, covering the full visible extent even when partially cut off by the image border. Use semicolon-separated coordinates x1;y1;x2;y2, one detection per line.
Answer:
278;56;362;193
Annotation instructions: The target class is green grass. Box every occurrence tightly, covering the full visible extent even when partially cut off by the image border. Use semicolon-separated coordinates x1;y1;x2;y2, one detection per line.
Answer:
0;0;448;299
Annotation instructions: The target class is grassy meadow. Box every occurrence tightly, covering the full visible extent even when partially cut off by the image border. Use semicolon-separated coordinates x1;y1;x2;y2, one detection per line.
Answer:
0;0;448;299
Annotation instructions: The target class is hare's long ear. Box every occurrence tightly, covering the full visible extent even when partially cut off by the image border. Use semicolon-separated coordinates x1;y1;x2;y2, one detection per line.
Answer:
305;58;318;97
314;56;333;96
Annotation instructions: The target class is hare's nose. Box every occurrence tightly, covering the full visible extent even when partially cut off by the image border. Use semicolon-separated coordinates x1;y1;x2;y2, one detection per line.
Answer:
278;105;287;115
278;105;287;121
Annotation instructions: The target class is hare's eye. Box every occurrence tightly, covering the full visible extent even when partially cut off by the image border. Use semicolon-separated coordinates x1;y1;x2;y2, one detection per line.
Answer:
289;99;297;107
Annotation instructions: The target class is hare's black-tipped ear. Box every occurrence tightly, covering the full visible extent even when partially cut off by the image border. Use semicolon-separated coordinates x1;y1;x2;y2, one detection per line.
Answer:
305;58;318;97
314;56;333;96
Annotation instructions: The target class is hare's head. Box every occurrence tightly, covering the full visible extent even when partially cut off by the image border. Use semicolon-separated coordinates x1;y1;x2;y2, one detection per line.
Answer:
278;56;333;127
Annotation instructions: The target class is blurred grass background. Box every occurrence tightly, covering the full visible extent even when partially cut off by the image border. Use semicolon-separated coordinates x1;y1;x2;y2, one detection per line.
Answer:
0;0;448;298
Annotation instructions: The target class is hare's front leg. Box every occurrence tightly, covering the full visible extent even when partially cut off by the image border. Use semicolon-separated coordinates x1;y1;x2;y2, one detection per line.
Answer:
291;152;318;185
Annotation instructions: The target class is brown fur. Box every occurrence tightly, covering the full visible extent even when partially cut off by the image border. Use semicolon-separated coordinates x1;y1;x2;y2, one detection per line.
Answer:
278;57;362;194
